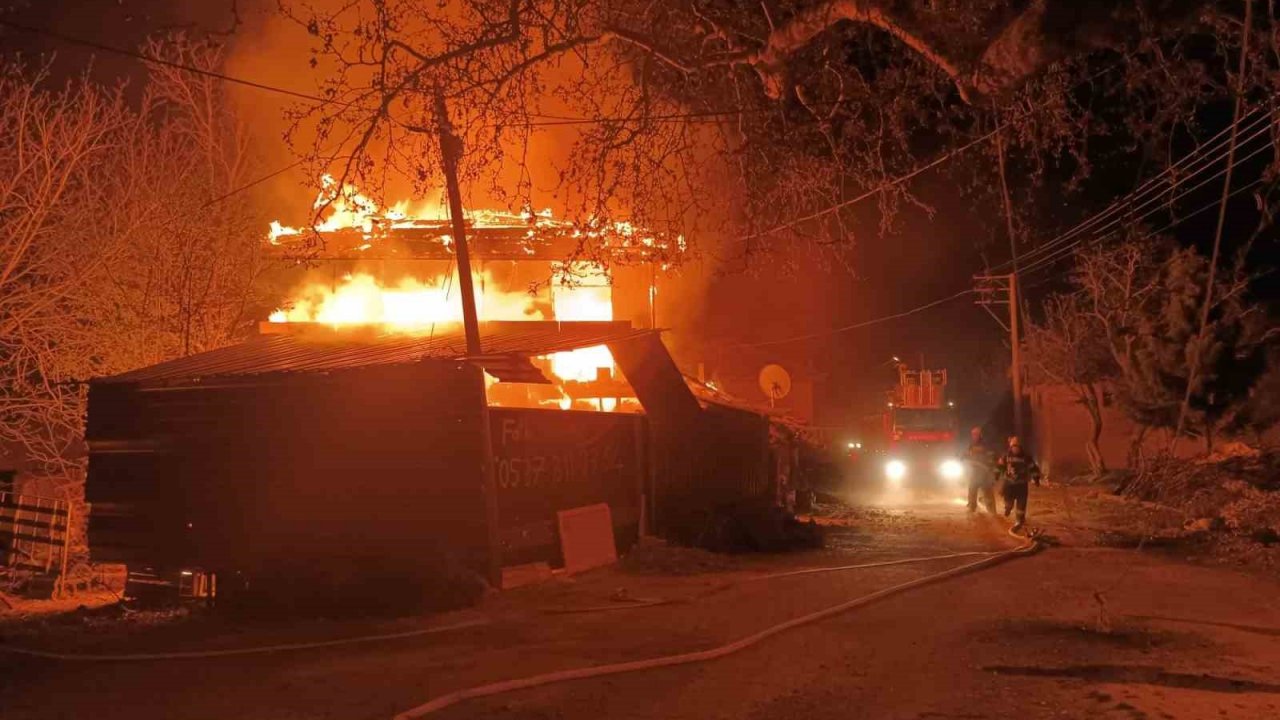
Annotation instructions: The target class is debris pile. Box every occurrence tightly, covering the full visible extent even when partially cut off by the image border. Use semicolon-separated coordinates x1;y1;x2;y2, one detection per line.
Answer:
1124;448;1280;548
647;501;824;558
694;502;824;553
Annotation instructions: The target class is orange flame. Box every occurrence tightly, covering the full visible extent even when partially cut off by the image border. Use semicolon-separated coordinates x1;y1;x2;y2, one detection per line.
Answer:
268;268;624;402
265;175;680;253
268;272;545;329
265;178;650;412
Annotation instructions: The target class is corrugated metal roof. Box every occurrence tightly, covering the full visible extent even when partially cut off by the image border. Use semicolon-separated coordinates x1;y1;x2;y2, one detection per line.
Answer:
100;321;653;387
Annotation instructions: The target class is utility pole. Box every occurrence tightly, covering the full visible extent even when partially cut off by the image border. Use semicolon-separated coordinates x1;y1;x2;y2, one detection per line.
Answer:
994;127;1025;439
436;93;483;356
436;92;502;589
1173;0;1253;453
974;273;1023;437
1009;272;1023;438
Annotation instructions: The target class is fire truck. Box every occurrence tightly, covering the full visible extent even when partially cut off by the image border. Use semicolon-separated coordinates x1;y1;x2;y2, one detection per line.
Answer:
852;363;964;491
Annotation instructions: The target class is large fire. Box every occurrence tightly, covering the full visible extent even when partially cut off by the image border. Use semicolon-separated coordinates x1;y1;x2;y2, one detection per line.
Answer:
268;268;618;389
267;271;547;327
268;175;455;244
266;174;683;256
265;178;650;412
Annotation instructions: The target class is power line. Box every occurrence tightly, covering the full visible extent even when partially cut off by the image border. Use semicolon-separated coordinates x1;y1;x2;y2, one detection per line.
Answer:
0;18;854;128
202;156;308;208
0;19;346;107
1005;117;1273;276
1175;0;1255;448
1002;112;1266;271
738;129;1003;242
735;289;975;348
1018;139;1269;275
731;93;1270;350
732;64;1127;245
1018;136;1275;277
1007;104;1274;271
513;100;849;126
1019;177;1266;279
998;100;1278;273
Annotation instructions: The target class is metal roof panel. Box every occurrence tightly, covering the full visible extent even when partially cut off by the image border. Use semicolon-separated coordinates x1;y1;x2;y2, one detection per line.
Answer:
100;321;652;387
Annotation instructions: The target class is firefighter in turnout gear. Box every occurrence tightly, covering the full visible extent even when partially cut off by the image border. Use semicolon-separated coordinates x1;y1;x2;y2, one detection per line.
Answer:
965;426;997;514
996;435;1041;533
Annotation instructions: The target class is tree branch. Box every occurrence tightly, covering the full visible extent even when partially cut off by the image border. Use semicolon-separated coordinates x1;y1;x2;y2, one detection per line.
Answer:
740;0;971;101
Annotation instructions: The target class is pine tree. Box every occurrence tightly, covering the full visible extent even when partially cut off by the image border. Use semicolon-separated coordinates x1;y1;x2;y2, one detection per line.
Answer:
1080;242;1267;451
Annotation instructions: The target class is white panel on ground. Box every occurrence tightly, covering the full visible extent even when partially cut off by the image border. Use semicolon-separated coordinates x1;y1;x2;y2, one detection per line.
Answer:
557;503;617;575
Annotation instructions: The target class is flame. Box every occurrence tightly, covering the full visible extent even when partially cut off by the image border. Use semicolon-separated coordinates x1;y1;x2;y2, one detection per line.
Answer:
269;272;545;329
264;177;656;413
548;345;614;383
544;262;616;382
551;262;611;321
268;268;622;394
265;175;678;256
267;175;551;242
268;221;302;245
314;174;384;233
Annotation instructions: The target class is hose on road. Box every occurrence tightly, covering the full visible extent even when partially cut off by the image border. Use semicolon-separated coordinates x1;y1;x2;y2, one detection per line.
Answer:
542;549;1003;614
746;548;998;583
1;531;1037;668
392;536;1042;719
0;549;1009;660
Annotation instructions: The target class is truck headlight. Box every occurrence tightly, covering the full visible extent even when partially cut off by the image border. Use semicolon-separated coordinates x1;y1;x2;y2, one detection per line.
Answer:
939;459;964;481
885;459;907;484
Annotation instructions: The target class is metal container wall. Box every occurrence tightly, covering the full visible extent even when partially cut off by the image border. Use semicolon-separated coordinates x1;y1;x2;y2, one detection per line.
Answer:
85;362;491;579
646;404;773;543
489;408;644;566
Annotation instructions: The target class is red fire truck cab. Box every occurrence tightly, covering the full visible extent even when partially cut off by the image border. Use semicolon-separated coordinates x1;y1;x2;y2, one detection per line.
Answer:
876;365;964;490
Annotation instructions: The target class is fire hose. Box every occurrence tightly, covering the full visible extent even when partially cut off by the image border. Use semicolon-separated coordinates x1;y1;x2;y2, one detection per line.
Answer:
391;532;1042;719
542;548;1007;613
1;532;1041;683
0;549;1020;657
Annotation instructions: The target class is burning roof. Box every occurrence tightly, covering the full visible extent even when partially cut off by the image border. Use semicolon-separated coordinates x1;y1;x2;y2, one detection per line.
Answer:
267;175;684;263
101;321;652;388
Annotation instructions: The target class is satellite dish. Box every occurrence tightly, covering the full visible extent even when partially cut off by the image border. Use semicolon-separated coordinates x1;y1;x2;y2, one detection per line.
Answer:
758;364;792;406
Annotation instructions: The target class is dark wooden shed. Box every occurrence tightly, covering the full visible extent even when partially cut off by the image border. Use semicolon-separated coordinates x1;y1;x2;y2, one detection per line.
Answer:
85;320;792;606
86;322;653;600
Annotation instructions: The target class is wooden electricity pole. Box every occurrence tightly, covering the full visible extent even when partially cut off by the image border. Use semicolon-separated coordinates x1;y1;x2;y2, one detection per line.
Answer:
436;93;483;356
994;128;1025;439
1009;272;1024;437
974;273;1023;437
436;92;502;589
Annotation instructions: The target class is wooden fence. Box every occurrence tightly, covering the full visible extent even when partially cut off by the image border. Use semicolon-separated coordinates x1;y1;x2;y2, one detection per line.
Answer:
1;491;73;597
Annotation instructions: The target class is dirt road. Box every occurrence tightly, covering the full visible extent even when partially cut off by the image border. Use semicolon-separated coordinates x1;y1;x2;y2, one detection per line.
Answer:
3;487;1278;720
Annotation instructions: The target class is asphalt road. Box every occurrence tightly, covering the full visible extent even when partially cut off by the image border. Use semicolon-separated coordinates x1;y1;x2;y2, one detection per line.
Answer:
3;490;1278;720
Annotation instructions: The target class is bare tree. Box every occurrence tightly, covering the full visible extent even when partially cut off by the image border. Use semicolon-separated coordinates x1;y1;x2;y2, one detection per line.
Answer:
274;0;1259;269
0;64;138;482
118;36;270;357
1038;233;1270;467
0;38;268;507
1025;291;1115;476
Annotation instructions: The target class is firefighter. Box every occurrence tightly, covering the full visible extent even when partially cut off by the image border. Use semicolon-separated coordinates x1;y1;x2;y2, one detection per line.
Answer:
965;426;997;514
996;435;1041;532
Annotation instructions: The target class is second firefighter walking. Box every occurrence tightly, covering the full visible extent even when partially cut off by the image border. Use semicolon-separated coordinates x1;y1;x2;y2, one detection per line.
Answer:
996;435;1041;533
